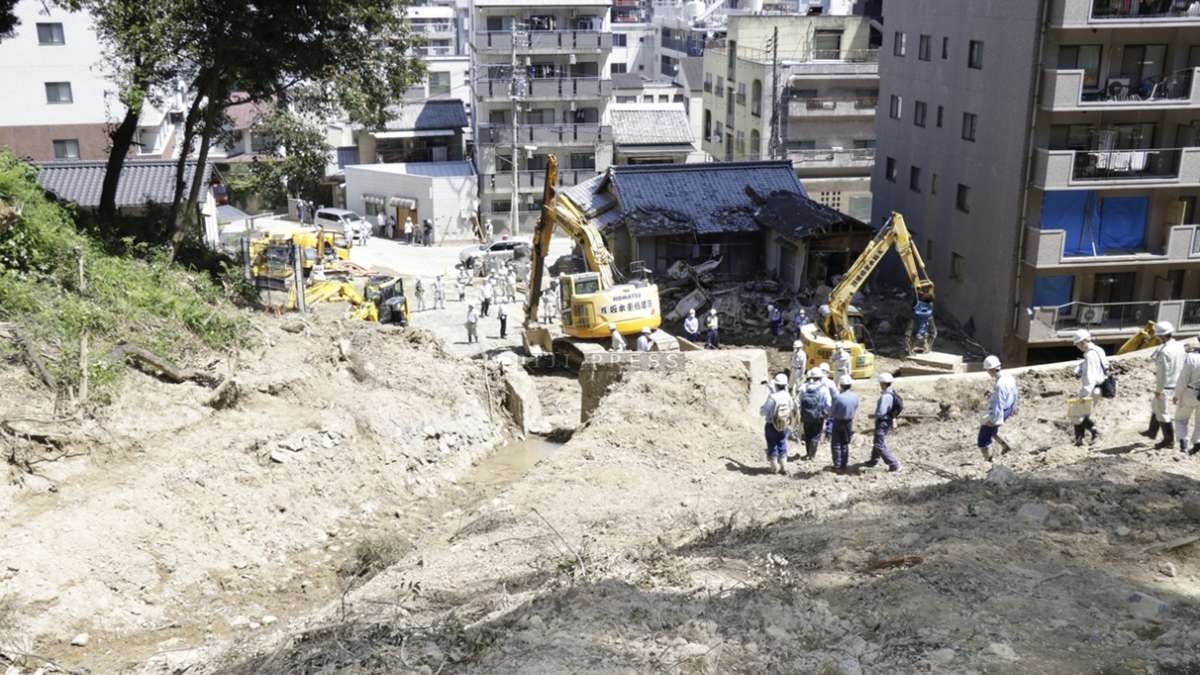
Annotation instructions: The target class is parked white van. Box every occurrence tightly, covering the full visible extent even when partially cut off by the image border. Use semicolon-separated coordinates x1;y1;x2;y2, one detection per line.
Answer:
314;208;367;240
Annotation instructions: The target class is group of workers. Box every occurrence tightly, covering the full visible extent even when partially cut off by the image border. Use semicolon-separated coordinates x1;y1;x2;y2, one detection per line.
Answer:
607;324;656;352
1119;321;1200;456
463;263;523;344
682;308;722;349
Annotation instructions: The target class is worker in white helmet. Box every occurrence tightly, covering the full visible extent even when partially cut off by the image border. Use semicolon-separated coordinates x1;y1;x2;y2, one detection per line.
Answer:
977;355;1018;462
759;373;794;474
1173;342;1200;455
1071;329;1109;446
767;303;782;338
705;308;720;349
683;308;700;342
797;368;831;461
1146;321;1184;450
829;375;858;472
866;372;901;472
831;343;852;380
636;326;653;352
788;339;808;395
609;323;626;352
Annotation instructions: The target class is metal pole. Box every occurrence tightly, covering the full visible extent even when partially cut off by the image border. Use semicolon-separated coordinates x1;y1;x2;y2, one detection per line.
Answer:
510;22;521;235
292;243;306;313
770;26;781;160
240;236;252;282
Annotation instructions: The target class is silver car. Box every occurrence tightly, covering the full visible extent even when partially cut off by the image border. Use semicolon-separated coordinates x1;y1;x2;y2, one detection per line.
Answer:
458;239;531;270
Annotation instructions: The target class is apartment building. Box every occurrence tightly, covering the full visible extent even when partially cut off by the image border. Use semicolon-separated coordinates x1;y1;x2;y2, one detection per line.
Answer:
701;11;878;221
468;0;615;233
406;2;472;104
0;0;178;161
873;0;1200;364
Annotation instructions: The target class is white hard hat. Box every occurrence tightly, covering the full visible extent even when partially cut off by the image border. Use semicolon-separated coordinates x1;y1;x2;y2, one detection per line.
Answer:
983;355;1001;371
838;375;854;387
773;374;788;387
819;305;832;317
793;340;804;349
819;362;831;373
877;372;894;384
608;323;618;332
641;327;651;334
710;308;717;315
807;368;822;379
767;304;775;310
1071;328;1091;344
1155;321;1175;337
688;309;695;316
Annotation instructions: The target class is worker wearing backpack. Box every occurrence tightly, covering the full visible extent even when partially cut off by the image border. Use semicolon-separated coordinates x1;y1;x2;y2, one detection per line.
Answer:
798;368;831;461
866;372;902;472
759;373;794;475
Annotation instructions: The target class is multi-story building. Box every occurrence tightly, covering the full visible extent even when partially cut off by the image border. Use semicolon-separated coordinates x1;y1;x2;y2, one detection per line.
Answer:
873;0;1200;364
406;2;472;104
0;1;179;161
612;0;649;24
701;11;878;221
468;0;615;233
611;22;659;78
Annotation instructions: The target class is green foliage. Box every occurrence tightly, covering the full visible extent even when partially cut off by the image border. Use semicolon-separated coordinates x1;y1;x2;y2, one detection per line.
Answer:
0;151;249;395
233;107;332;206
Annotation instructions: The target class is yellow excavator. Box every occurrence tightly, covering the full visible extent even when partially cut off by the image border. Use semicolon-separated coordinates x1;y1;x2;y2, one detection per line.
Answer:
801;211;935;378
1117;321;1159;355
523;154;678;364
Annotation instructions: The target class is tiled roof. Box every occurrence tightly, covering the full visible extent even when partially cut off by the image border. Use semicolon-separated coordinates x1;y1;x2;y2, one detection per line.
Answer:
347;161;476;177
752;189;869;239
34;159;212;208
382;99;468;131
610;107;694;146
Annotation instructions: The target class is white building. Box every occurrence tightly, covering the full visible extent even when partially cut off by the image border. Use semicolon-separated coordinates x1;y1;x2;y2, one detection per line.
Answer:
344;161;480;242
0;0;179;161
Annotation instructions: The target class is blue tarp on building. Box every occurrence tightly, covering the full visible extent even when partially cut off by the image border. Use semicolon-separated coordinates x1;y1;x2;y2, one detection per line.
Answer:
1032;275;1074;308
1039;191;1147;255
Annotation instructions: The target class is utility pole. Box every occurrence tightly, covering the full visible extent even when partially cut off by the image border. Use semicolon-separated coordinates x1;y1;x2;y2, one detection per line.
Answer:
509;21;524;235
768;26;782;160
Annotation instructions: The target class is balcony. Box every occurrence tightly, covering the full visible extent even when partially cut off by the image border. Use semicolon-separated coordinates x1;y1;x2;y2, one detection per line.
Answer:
786;147;876;171
476;77;612;101
1022;224;1200;269
476;123;612;146
473;30;613;54
1041;68;1200;111
1020;299;1200;343
1031;147;1200;189
417;23;455;35
484;168;596;193
788;97;877;118
415;45;456;57
1050;0;1200;27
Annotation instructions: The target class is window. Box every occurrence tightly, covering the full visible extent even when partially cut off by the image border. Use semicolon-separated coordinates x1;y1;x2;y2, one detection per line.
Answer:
704;72;712;92
931;173;939;195
715;76;724;96
52;139;79;159
250;132;272;152
616;95;636;103
956;184;971;213
569;153;593;170
936;105;944;128
736;130;745;156
428;71;451;96
885;156;897;182
613;33;627;47
610;63;627;74
942;36;949;59
36;22;64;45
893;31;906;57
643;94;654;103
950;253;965;280
736;82;746;105
658;94;669;103
968;40;984;69
751;79;762;116
750;129;761;159
889;94;902;120
1057;45;1102;89
714;120;723;139
919;34;931;61
492;199;512;214
910;166;922;192
814;29;843;59
962;112;977;141
914;100;927;127
1120;44;1167;82
44;82;73;104
704;109;712;139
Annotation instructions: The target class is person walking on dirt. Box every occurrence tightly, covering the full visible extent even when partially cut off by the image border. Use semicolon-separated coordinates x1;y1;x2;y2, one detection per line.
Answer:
830;375;858;473
636;326;653;352
789;340;808;394
433;275;446;310
414;279;426;311
767;304;782;338
480;278;493;317
1071;329;1109;446
683;309;700;342
760;373;794;475
1147;321;1184;449
798;368;831;461
506;266;518;303
705;309;720;349
542;281;558;323
1173;345;1200;455
423;219;434;247
465;305;478;343
498;307;508;339
485;218;495;242
609;323;627;352
977;355;1018;462
866;373;901;472
831;343;852;380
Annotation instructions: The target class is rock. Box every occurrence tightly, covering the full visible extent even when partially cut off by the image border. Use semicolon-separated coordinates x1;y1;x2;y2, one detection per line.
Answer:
423;425;438;439
1116;525;1132;537
230;616;251;629
899;532;920;547
836;655;862;675
262;615;278;625
1127;592;1169;621
268;450;290;464
985;465;1016;485
527;614;544;629
839;635;868;657
985;642;1018;660
927;648;956;665
1159;563;1178;578
1183;496;1200;522
70;632;89;647
279;431;308;452
1017;502;1050;527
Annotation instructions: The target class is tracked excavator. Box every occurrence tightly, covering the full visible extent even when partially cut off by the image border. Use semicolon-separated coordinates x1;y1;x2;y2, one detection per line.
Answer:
523;155;679;366
801;211;935;379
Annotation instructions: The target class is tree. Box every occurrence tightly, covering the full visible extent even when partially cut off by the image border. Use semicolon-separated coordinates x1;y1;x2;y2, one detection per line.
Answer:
229;107;331;208
1;0;18;39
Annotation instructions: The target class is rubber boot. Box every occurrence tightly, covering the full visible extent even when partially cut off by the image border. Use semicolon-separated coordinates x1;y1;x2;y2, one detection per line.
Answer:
778;456;789;475
1073;424;1085;447
1139;415;1160;440
1085;417;1102;444
1155;422;1175;450
1191;443;1200;456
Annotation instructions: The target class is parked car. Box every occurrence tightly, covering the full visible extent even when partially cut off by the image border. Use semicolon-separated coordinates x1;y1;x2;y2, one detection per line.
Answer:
458;239;532;271
314;208;367;240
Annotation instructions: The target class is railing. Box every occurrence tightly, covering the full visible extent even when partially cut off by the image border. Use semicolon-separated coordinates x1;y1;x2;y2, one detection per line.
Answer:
1043;67;1199;109
476;123;611;145
1092;0;1200;20
1023;224;1200;267
706;40;879;65
1184;300;1200;326
789;97;877;116
1034;300;1160;335
416;45;456;56
417;23;455;35
786;147;876;167
474;30;612;52
1071;148;1181;180
485;169;595;192
476;77;612;99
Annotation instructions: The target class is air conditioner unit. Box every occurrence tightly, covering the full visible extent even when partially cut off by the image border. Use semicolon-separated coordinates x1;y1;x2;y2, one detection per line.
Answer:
1079;306;1106;325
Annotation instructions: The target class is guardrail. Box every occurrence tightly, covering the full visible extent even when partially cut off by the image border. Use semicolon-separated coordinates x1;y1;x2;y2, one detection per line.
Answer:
1023;224;1200;267
473;30;612;52
1042;67;1198;109
485;168;595;193
476;77;612;100
476;124;611;145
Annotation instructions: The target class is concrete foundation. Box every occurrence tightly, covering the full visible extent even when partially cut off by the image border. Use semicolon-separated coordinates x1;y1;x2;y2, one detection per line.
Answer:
503;365;543;435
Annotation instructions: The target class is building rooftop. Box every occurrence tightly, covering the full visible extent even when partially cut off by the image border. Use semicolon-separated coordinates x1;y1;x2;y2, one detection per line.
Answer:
610;106;694;146
345;161;476;178
34;160;213;208
381;99;468;131
751;189;868;239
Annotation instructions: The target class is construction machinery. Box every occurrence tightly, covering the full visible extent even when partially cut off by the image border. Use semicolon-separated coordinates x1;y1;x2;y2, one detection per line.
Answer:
363;275;409;325
523;154;678;365
250;227;350;282
1117;321;1160;355
800;211;935;378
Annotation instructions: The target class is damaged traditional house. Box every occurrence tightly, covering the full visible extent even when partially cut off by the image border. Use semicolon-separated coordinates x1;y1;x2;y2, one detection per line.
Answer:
560;160;874;291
